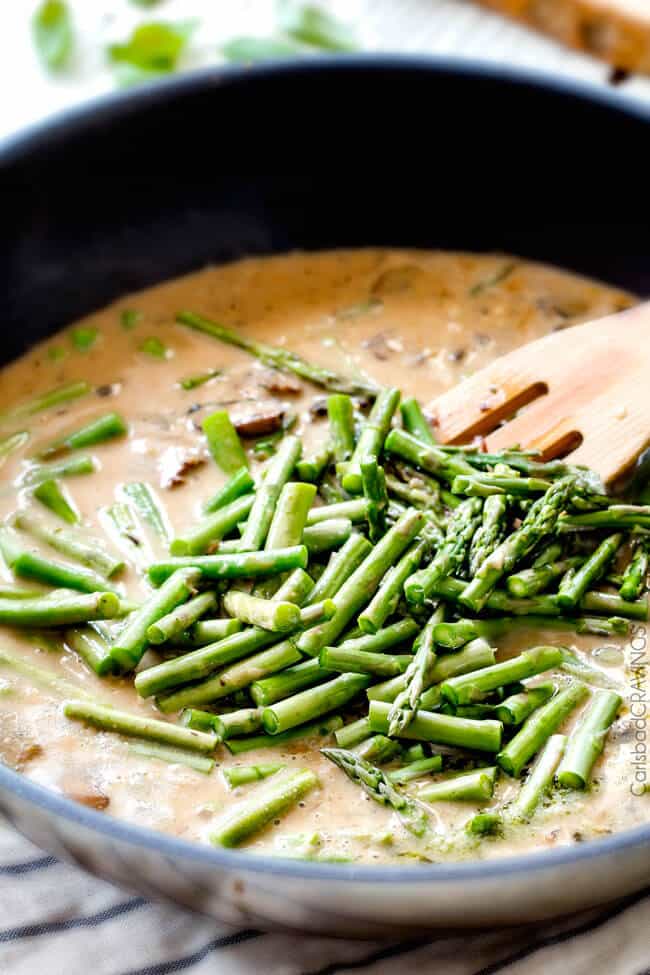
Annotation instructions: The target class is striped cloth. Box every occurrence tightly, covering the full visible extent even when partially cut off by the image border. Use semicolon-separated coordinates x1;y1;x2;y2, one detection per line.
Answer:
1;819;648;975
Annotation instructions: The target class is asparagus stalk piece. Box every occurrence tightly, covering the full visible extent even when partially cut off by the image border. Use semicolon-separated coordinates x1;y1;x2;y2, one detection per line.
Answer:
508;734;567;821
110;568;200;671
369;700;503;752
297;508;424;657
497;681;589;776
319;646;411;678
387;606;443;737
557;534;623;609
32;479;79;524
361;459;389;541
178;310;379;397
559;648;625;690
36;412;127;459
146;591;217;645
353;734;402;764
0;381;90;424
223;764;285;788
469;495;508;577
335;716;372;749
240;437;302;550
342;387;400;493
295;445;332;483
332;618;420;656
170;494;255;556
306;499;369;524
210;768;319;847
21;454;96;487
405;498;483;604
321;747;428;836
559;506;650;531
128;741;215;774
202;410;248;475
203;467;255;514
169;617;244;648
262;672;370;735
65;626;117;677
213;707;264;739
506;556;585;598
147;545;308;585
224;714;343;754
0;431;29;468
223;591;302;633
101;502;151;570
12;512;123;578
122;482;171;542
452;474;550;497
301;518;352;553
620;539;649;601
556;689;622;789
0;591;120;626
358;540;426;633
400;397;435;445
0;528;116;594
387;755;443;784
327;394;355;461
0;649;96;699
265;482;316;552
417;767;497;803
494;682;556;725
440;646;563;707
466;812;503;835
306;534;372;603
384;428;476;483
460;476;576;612
63;700;218;753
251;658;332;706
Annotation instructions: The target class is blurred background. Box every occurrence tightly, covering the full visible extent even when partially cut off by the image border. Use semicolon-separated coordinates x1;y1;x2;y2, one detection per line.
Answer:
2;0;650;140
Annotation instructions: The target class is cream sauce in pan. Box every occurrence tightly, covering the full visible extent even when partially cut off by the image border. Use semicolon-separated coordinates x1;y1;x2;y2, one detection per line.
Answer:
0;249;646;864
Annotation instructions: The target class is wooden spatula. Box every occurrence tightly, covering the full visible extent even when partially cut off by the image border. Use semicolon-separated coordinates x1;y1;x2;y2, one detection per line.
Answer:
426;302;650;485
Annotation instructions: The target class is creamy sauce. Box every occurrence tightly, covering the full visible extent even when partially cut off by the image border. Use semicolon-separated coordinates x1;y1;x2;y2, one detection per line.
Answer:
0;248;646;865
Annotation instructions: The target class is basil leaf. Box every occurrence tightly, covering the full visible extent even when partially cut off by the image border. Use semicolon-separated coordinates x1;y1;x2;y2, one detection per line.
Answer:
221;36;306;63
32;0;73;71
108;20;196;84
276;1;357;52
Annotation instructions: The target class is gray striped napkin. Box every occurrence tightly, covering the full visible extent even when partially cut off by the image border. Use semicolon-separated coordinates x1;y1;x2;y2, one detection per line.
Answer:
0;819;647;975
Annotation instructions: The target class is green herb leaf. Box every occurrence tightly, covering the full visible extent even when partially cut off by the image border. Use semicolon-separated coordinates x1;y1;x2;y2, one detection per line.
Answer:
71;327;98;352
221;36;306;63
120;309;142;330
178;368;221;390
108;20;197;85
129;0;163;6
32;0;74;71
276;1;357;51
140;336;170;359
47;346;67;362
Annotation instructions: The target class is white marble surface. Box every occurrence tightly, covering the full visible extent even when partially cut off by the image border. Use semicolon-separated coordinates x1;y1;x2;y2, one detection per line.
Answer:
2;0;650;140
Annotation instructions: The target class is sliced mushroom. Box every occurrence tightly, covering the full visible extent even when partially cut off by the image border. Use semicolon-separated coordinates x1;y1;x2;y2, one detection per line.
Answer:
257;368;302;396
231;405;285;438
158;445;207;489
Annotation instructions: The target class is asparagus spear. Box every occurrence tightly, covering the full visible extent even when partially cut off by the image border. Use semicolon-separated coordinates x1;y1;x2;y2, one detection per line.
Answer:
210;768;319;847
369;700;503;752
170;617;243;647
21;455;96;487
223;591;302;632
327;394;355;461
559;506;650;531
353;734;402;764
36;412;127;459
251;658;332;706
495;682;556;725
469;495;508;577
321;747;428;836
440;646;562;707
320;646;412;678
497;681;589;776
297;508;424;657
64;700;218;753
110;568;200;671
400;397;435;445
306;534;372;603
202;409;248;475
306;499;369;525
122;482;171;543
0;648;95;699
295;445;333;483
129;741;215;774
417;767;497;803
265;482;316;552
387;606;443;737
12;512;123;578
239;437;302;550
384;428;476;484
361;458;389;541
335;716;373;749
559;648;625;690
508;734;567;821
262;672;370;734
212;707;264;739
223;764;285;788
387;755;443;784
466;812;503;835
65;626;117;677
178;311;379;397
224;714;343;754
0;431;29;467
341;387;400;493
556;689;622;789
460;476;577;612
0;528;116;594
0;380;90;423
32;479;79;524
203;467;255;514
452;474;551;497
557;534;623;609
147;545;308;585
170;494;255;556
332;618;419;656
0;591;120;626
405;497;483;604
301;518;352;554
620;538;649;600
358;540;427;633
146;591;218;644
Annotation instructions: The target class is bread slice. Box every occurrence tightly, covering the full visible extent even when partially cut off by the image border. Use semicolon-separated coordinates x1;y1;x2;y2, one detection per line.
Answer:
473;0;650;74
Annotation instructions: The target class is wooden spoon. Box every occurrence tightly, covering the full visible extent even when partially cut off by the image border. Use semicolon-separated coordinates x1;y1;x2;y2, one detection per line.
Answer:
426;302;650;484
